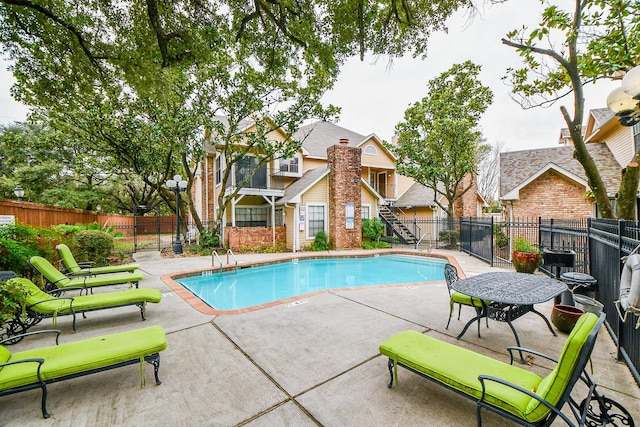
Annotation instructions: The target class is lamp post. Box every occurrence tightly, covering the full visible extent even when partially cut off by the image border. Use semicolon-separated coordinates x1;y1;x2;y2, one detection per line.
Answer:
165;175;188;254
13;185;24;201
607;65;640;126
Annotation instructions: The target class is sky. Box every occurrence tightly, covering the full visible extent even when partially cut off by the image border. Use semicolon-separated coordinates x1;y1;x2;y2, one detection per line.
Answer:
0;0;622;153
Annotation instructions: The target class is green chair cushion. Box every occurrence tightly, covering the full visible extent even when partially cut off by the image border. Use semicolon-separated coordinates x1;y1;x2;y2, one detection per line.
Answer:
0;325;167;391
380;330;542;419
525;313;598;421
451;292;488;308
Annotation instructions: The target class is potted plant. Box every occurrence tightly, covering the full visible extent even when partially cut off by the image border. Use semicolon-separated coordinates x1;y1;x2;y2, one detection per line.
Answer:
512;237;542;274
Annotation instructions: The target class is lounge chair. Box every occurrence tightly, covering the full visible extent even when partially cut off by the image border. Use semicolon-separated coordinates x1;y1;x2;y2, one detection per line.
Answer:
0;325;167;418
5;278;161;336
28;256;144;293
56;243;140;276
379;313;624;426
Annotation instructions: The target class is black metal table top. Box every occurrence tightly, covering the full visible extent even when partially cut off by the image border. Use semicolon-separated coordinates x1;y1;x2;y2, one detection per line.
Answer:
451;272;567;305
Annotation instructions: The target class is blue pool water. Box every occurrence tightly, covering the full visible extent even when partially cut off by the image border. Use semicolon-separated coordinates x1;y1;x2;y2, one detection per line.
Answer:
177;255;446;311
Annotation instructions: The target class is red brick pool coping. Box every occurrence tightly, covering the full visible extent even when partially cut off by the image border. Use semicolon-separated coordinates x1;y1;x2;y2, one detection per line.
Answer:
161;249;463;315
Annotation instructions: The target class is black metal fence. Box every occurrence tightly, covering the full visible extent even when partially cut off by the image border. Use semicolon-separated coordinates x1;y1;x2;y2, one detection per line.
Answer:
454;216;640;387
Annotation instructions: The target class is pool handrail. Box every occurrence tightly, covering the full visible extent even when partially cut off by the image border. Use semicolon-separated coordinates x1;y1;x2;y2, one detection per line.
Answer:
212;251;223;273
226;249;238;272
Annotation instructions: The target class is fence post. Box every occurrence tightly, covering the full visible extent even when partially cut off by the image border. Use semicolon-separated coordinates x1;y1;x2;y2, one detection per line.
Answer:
490;216;494;267
586;217;591;274
617;219;626;362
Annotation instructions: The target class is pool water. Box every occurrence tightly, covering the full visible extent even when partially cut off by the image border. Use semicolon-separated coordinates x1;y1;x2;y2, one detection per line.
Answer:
176;254;446;311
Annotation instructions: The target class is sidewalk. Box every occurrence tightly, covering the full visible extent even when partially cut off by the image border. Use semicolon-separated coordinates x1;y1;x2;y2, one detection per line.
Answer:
1;249;638;426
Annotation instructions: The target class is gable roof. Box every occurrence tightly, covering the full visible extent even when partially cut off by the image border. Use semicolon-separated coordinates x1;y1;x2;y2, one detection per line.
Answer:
500;144;621;199
292;121;366;158
394;182;443;208
276;167;330;205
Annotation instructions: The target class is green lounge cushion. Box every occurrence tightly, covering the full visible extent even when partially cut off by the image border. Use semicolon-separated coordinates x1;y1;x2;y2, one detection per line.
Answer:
56;244;139;275
30;256;143;289
16;278;162;315
380;331;542;419
0;325;167;391
380;313;600;423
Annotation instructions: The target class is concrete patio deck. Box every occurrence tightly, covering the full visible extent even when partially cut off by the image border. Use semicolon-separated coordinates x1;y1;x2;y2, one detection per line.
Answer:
1;249;638;426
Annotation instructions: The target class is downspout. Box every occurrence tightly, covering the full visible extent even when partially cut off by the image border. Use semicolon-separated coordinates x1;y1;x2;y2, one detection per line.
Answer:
509;201;514;262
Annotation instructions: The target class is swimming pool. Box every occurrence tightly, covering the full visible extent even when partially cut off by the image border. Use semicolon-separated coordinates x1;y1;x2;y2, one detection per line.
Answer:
175;254;446;311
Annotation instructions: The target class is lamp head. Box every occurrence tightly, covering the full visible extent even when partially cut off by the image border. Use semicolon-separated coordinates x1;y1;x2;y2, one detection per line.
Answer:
13;185;24;199
166;179;177;189
621;65;640;99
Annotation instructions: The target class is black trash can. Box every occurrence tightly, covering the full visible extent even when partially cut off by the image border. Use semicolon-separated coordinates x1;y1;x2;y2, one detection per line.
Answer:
560;272;597;305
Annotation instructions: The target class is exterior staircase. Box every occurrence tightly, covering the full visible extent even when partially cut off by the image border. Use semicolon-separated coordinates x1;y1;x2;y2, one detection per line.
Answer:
378;205;418;246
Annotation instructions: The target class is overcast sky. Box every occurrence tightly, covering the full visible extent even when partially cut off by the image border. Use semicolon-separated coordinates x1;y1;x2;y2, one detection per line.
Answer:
0;0;621;153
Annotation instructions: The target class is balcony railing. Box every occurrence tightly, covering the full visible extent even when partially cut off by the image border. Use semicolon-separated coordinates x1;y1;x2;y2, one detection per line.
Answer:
225;168;286;192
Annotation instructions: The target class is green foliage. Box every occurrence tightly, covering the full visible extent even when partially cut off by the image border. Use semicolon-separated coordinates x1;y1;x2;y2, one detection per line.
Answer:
0;238;39;278
74;230;114;267
309;231;332;251
393;61;493;220
199;230;220;249
513;237;541;254
362;218;385;242
493;224;509;249
502;0;640;219
439;230;459;248
0;278;27;326
361;240;392;249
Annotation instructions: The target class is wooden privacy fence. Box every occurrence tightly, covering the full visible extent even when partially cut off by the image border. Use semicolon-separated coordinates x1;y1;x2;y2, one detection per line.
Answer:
0;199;135;227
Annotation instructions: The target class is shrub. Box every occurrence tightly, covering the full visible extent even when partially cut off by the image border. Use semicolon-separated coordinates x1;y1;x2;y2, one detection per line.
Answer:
74;230;114;266
309;231;332;251
493;224;509;248
362;218;385;242
199;229;220;249
0;278;27;326
0;239;39;278
439;229;459;248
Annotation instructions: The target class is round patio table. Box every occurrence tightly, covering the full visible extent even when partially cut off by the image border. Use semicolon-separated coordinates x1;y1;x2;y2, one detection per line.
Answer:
451;271;567;362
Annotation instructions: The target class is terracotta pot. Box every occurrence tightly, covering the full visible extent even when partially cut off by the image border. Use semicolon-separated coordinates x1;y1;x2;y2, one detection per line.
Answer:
512;251;541;274
551;304;585;333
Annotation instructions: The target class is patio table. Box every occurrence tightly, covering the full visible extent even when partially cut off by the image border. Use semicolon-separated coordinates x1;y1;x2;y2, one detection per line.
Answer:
451;271;567;362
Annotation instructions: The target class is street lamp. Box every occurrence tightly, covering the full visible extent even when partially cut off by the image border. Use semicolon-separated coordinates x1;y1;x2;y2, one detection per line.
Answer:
607;65;640;126
13;185;24;201
165;175;188;254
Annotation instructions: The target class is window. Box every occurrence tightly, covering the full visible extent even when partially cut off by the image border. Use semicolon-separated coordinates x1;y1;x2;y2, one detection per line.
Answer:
215;155;222;185
235;156;267;188
235;207;268;227
307;204;325;237
279;157;299;173
363;145;378;156
362;205;371;219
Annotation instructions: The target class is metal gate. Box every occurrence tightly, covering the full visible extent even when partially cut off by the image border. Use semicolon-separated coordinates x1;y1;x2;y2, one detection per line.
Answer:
133;205;161;252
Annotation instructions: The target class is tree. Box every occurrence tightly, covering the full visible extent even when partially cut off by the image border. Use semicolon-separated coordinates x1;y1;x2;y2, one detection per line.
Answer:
502;0;640;219
392;61;493;220
478;141;505;208
0;0;472;233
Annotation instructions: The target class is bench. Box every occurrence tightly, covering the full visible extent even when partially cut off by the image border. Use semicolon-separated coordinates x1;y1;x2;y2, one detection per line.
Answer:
0;325;167;418
379;313;605;426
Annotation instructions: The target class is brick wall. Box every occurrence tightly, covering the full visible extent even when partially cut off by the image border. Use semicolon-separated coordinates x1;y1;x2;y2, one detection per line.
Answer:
224;226;286;251
510;170;592;219
454;173;479;218
327;140;362;249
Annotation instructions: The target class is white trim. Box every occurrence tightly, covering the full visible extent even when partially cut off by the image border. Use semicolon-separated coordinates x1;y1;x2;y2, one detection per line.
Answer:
281;168;330;204
502;163;588;201
362;203;372;219
363;144;378;156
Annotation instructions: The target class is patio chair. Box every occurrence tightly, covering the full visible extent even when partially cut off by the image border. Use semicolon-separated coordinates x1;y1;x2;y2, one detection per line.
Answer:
3;277;161;338
56;243;140;276
379;313;632;426
444;263;488;336
0;325;167;418
28;256;144;293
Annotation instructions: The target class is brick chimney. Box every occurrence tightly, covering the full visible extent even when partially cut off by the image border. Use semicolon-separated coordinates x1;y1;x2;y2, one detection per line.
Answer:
327;138;362;249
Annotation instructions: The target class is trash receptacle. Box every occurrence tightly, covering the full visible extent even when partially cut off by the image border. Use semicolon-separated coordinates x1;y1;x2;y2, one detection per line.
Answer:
560;272;597;305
